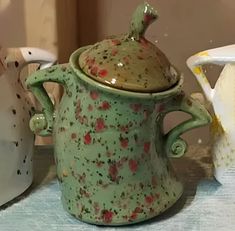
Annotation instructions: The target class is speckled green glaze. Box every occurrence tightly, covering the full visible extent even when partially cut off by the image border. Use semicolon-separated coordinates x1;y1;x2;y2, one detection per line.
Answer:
26;3;211;225
78;3;179;93
26;48;211;226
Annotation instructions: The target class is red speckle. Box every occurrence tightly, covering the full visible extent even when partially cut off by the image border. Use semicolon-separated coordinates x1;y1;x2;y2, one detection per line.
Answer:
88;104;93;111
111;49;118;56
102;210;113;223
144;142;150;153
130;103;142;112
84;132;92;144
98;101;111;110
111;39;121;46
95;118;106;132
90;91;99;100
145;195;155;204
130;212;137;220
123;56;129;65
120;137;129;148
156;104;165;113
98;69;108;78
134;207;143;213
90;66;98;76
109;163;118;181
71;133;77;139
129;159;138;173
144;14;154;24
140;38;149;48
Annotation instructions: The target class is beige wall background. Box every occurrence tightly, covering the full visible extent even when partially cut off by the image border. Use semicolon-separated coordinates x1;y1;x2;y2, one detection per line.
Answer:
1;0;235;145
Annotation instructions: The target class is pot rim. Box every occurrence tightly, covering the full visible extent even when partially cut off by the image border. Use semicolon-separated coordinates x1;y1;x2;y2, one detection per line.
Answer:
70;46;183;100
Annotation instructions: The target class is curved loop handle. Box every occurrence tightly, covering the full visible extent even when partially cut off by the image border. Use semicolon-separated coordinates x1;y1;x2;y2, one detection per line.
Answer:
0;47;57;94
164;91;212;158
26;65;69;136
5;47;56;70
186;44;235;102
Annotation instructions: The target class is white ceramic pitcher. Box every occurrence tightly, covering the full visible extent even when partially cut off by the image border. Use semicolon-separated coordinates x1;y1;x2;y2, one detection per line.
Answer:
187;45;235;185
0;47;56;206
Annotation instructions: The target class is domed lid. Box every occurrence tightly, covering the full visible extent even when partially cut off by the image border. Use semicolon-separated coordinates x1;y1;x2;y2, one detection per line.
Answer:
77;3;180;93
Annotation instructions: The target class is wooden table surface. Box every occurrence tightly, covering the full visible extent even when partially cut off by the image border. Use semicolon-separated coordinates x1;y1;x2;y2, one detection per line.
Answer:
0;145;234;231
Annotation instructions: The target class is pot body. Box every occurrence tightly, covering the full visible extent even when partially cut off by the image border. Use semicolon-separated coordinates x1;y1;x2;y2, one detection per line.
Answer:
0;47;56;206
26;47;211;225
54;71;183;225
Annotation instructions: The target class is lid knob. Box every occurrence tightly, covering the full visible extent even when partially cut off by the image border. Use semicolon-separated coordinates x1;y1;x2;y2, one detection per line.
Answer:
129;2;158;41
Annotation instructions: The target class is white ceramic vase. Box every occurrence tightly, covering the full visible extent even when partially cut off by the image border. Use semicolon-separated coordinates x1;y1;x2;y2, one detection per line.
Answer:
187;45;235;185
0;47;56;206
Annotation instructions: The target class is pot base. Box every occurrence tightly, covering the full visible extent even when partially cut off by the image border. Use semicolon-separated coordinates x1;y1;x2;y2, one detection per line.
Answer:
60;182;183;226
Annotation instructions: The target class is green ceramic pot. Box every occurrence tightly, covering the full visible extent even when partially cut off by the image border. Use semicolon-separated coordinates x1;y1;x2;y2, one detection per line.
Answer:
26;3;211;226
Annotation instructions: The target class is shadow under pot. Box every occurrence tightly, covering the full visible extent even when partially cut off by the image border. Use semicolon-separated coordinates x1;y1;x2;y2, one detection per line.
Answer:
26;2;211;226
0;47;56;206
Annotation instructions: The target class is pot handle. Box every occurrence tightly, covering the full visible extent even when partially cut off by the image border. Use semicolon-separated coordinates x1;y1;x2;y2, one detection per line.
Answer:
186;44;235;102
162;91;212;158
25;65;70;136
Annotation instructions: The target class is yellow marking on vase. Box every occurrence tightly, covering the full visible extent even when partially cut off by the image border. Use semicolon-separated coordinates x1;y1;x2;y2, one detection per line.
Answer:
193;66;202;75
197;51;209;57
210;115;224;136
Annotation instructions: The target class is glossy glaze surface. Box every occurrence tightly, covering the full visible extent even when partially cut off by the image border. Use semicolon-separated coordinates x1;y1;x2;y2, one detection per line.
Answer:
187;46;235;185
78;3;179;93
